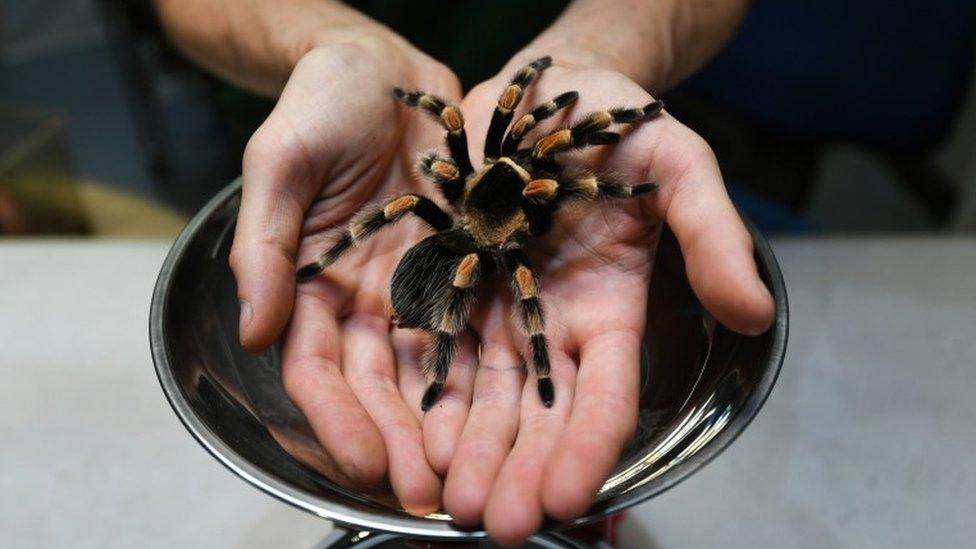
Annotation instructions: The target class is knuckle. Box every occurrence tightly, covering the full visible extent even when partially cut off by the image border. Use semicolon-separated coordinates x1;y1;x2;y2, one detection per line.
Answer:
427;62;462;94
299;41;380;78
282;368;311;404
242;123;314;196
281;361;314;402
684;130;717;164
227;245;244;273
243;125;284;172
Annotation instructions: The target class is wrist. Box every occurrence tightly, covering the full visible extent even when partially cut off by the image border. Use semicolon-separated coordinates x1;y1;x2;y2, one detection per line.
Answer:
499;0;673;92
501;45;669;94
296;32;457;96
254;0;450;95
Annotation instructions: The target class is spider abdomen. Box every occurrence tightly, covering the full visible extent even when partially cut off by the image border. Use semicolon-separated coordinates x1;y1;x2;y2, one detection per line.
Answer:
390;229;481;330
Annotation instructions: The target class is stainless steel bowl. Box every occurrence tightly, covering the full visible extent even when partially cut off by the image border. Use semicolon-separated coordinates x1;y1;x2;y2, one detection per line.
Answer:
150;179;788;541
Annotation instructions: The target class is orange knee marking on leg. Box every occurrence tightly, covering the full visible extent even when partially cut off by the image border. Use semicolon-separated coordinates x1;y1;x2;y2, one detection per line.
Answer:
534;129;572;157
523;179;558;201
511;114;535;139
515;265;538;298
441;106;464;132
499;85;522;111
431;160;458;179
383;195;420;219
452;253;480;288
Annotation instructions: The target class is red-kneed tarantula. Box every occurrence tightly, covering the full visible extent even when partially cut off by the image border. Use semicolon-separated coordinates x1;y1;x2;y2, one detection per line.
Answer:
297;56;663;411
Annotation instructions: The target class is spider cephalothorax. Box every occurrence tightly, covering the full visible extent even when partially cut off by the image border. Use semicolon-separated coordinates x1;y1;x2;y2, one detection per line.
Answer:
297;56;663;411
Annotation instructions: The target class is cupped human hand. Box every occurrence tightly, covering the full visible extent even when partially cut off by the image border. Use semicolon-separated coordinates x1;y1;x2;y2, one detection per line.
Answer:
229;41;467;516
418;63;776;544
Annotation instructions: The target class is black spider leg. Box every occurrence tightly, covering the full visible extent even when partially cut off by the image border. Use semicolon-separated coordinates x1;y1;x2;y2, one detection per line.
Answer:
394;88;474;181
523;171;658;205
484;56;552;162
296;194;452;282
503;244;554;407
531;100;666;163
558;172;658;201
417;152;464;204
421;251;488;411
500;91;578;157
519;172;659;237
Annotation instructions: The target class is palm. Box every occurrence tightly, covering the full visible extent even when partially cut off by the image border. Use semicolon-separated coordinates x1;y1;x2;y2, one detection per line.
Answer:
530;202;654;342
233;46;464;514
423;65;771;543
235;51;773;541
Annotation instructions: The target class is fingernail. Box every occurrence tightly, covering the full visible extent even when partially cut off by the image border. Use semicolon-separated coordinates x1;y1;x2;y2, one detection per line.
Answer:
239;299;253;333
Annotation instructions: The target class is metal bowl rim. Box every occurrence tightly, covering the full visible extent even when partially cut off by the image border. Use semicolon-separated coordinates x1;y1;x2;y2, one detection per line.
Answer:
150;178;788;539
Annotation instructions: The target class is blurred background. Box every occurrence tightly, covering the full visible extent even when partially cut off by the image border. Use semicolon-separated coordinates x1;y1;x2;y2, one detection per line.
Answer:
3;2;975;547
1;0;975;238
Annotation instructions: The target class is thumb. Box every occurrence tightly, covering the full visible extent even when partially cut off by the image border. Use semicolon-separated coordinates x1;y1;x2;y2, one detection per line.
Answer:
230;130;317;352
663;139;775;335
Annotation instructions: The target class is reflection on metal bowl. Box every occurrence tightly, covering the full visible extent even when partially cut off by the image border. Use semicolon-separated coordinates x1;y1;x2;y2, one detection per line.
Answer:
150;179;788;542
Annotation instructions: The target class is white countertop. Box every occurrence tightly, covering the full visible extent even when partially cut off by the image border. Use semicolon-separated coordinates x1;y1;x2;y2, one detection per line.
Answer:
1;238;974;548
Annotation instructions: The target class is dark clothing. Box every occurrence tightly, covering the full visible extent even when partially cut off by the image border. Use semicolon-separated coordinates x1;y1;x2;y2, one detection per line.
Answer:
349;0;568;89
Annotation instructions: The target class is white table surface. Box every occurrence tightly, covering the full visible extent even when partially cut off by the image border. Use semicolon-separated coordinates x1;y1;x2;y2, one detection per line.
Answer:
1;238;974;548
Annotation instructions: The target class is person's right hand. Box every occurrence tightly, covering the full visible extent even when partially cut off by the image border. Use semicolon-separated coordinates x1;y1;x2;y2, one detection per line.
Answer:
229;39;463;515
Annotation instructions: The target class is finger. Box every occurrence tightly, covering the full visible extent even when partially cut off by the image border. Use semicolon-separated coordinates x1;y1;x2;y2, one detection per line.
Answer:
342;312;442;516
443;300;524;526
280;285;387;488
617;117;775;335
665;135;774;334
391;328;429;420
483;351;576;546
421;331;479;476
541;330;641;520
231;128;318;352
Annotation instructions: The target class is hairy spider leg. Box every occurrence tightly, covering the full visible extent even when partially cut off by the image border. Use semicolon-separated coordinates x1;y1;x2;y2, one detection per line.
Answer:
523;172;658;204
531;100;666;161
484;56;553;161
416;152;464;204
503;245;554;407
501;91;578;157
558;172;658;201
520;172;658;237
394;89;474;180
296;194;452;282
421;252;483;411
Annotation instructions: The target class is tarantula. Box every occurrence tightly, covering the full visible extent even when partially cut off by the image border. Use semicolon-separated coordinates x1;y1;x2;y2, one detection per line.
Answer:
296;56;663;411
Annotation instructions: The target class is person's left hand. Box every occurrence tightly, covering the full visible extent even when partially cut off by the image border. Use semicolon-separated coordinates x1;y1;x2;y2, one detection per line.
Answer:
411;63;775;545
